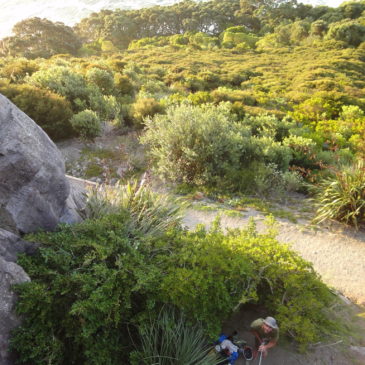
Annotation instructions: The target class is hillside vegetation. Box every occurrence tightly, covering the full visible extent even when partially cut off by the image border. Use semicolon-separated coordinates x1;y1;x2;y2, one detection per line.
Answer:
1;1;365;364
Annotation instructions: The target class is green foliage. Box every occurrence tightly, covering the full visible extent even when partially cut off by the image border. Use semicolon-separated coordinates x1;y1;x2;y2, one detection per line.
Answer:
326;20;365;47
141;104;293;193
0;82;74;140
312;160;365;228
86;68;114;94
140;103;247;187
222;26;259;49
0;17;81;58
28;66;88;110
0;58;39;81
85;181;185;238
283;135;318;169
132;97;164;127
291;92;345;124
211;87;256;105
70;109;101;140
12;215;158;365
114;73;135;95
132;308;221;365
11;214;336;364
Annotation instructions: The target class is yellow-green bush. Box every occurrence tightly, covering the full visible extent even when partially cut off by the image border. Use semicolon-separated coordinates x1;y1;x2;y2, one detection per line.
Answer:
132;97;164;127
0;82;74;140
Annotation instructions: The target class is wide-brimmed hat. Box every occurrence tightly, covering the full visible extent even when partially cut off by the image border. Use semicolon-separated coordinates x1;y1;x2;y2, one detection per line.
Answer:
263;316;278;329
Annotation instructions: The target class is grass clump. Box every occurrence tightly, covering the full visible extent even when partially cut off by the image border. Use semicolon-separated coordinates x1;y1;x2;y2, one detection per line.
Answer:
131;308;221;365
85;181;186;237
312;160;365;228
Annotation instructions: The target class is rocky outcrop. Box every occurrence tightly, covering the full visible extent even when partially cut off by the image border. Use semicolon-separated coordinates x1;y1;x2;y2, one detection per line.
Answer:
0;93;86;364
0;229;33;365
0;93;82;234
0;229;38;263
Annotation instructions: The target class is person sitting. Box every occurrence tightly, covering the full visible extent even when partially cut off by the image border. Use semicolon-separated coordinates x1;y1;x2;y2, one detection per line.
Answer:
250;316;279;357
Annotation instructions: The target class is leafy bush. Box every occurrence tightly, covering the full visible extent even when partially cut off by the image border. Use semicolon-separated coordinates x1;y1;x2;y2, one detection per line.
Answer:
86;68;114;95
222;26;259;49
70;109;101;140
28;66;89;110
132;97;165;127
291;92;344;124
283;135;318;169
11;214;336;364
1;58;39;81
114;73;135;95
0;83;74;140
140;103;250;187
326;20;365;47
312;160;365;228
141;104;295;192
211;87;256;105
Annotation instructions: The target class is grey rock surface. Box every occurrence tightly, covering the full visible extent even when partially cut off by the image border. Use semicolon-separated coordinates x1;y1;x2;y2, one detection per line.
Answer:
0;228;38;263
0;93;81;234
0;256;30;365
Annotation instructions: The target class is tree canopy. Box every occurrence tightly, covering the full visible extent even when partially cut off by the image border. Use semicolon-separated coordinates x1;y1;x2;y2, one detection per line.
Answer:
0;17;82;58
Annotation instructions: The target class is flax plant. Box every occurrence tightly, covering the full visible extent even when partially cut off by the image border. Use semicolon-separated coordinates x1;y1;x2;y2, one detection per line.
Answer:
313;160;365;228
135;308;221;365
85;180;187;237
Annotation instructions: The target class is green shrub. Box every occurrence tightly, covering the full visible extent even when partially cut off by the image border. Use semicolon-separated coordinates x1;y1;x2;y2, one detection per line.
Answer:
243;114;293;141
211;87;256;105
1;58;39;81
187;91;213;105
140;103;250;187
0;83;74;140
222;26;259;49
70;109;101;140
283;135;318;169
86;68;114;94
114;73;135;95
326;20;365;47
11;213;337;364
141;104;296;191
312;160;365;228
291;92;345;124
28;66;89;110
132;97;165;127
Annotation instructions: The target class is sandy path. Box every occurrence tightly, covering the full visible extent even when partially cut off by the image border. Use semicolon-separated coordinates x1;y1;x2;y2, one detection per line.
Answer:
182;207;365;306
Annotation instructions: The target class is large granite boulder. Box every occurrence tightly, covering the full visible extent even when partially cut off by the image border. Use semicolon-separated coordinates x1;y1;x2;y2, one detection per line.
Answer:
0;93;81;234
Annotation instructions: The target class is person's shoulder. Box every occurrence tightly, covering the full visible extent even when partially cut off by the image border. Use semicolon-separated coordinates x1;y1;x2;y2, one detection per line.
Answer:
250;318;264;329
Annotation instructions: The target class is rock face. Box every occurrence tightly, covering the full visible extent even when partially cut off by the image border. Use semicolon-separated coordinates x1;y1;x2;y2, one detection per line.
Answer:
0;93;85;364
0;93;81;234
0;229;38;262
0;229;34;365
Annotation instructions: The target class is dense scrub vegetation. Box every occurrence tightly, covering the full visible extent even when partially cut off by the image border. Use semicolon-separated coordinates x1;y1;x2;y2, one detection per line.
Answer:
2;1;365;362
11;184;338;364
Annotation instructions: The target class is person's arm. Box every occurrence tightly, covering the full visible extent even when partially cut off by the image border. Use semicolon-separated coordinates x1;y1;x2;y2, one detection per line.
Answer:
258;339;277;352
